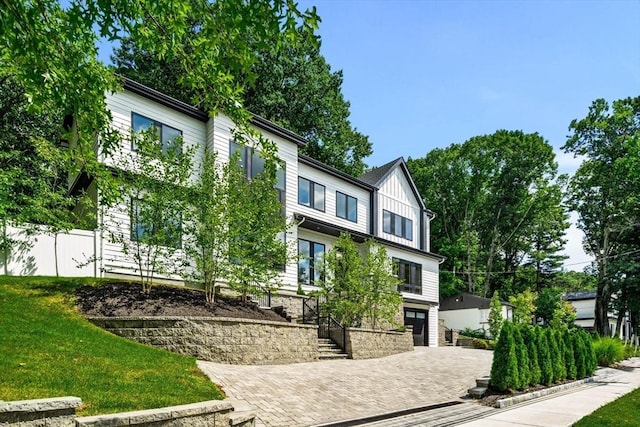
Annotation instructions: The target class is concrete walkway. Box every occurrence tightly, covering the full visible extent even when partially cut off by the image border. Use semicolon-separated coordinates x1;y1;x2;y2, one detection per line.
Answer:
457;357;640;427
198;347;493;427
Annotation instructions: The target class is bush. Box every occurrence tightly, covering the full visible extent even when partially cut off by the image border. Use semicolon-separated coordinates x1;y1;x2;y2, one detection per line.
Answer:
548;329;567;382
472;338;489;349
573;331;587;379
624;343;640;359
490;321;519;392
593;336;626;367
582;331;598;375
460;327;487;339
537;327;554;386
521;325;541;386
513;325;531;389
563;329;577;380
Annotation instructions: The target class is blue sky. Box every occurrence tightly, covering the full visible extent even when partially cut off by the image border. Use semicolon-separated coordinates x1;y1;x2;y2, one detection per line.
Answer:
294;0;640;270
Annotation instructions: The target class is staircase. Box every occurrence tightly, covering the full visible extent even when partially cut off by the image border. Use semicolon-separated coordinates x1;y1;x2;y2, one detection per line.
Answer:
318;338;348;360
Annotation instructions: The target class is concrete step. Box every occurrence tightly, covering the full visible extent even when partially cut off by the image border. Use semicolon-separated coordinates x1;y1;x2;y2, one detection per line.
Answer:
476;376;490;387
319;352;348;360
468;386;488;399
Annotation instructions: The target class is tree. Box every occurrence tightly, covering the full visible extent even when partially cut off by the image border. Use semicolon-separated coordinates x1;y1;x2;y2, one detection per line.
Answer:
106;129;193;292
509;289;537;325
537;327;554;386
317;232;366;327
112;19;371;176
407;130;568;298
225;154;289;303
361;240;403;329
490;321;519;391
535;287;561;325
183;150;229;303
563;97;640;336
488;291;504;339
563;329;577;380
549;301;577;329
513;325;531;389
1;1;319;228
521;325;541;385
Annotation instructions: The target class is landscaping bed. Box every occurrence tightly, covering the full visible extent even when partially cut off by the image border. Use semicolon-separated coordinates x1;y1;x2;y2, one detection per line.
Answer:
76;281;288;322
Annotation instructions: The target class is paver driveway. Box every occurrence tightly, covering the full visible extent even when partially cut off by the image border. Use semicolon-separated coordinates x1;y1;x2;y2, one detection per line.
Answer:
198;346;493;427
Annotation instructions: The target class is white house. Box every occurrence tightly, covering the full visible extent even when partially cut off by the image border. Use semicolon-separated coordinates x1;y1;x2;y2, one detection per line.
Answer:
438;293;513;336
565;291;630;339
4;78;444;346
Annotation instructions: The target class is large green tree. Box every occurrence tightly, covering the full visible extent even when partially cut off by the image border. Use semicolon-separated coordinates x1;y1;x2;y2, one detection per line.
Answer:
408;130;568;299
112;21;372;176
563;96;640;336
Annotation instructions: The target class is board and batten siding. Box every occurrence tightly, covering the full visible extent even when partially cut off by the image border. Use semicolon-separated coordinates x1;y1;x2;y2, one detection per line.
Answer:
385;246;438;305
297;163;371;235
376;167;422;250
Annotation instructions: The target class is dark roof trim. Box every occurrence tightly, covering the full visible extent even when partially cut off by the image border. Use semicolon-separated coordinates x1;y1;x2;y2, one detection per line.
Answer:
122;78;208;121
359;157;427;211
403;297;438;306
121;77;307;147
295;213;445;262
298;154;376;191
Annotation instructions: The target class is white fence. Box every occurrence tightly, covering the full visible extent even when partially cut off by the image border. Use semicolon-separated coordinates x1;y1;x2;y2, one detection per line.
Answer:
1;225;98;277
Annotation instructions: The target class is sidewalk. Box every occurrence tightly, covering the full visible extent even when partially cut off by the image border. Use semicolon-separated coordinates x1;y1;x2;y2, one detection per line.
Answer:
457;357;640;427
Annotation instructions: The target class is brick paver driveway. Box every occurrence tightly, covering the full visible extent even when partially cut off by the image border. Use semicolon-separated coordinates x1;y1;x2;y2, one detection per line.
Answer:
198;346;493;427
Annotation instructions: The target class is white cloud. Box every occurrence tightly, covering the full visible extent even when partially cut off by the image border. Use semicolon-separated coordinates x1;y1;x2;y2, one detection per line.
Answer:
555;149;585;175
561;211;594;272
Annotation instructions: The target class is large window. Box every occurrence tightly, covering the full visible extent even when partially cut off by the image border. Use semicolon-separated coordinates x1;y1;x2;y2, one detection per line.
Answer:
298;239;325;286
132;113;182;152
395;258;422;294
336;191;357;222
130;199;182;249
298;177;325;212
383;210;413;240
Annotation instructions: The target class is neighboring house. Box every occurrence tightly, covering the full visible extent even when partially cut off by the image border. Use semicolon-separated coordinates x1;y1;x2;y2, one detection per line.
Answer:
565;291;630;339
438;293;513;336
4;78;444;346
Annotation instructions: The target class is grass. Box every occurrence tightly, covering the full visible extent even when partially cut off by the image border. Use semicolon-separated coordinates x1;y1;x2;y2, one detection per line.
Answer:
0;276;224;415
574;386;640;427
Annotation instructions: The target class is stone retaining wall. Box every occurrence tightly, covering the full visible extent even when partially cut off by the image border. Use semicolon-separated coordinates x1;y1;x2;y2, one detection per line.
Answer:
0;396;81;426
345;327;414;359
0;398;254;427
89;316;319;365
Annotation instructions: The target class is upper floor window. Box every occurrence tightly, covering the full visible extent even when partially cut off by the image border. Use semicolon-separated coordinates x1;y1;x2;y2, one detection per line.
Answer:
230;141;265;179
130;198;182;249
336;191;357;222
132;112;182;153
383;210;413;240
298;177;325;212
395;258;422;294
298;239;325;286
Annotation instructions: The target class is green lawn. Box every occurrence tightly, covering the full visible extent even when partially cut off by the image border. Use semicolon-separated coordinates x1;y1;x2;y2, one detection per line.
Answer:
0;276;223;415
573;385;640;426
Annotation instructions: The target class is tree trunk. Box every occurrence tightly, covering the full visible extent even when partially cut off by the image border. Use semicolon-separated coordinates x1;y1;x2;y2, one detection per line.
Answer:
615;309;626;339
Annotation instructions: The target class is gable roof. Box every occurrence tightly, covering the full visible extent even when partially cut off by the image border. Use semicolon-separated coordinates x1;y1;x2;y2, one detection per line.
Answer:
439;293;513;311
359;157;429;213
565;291;597;301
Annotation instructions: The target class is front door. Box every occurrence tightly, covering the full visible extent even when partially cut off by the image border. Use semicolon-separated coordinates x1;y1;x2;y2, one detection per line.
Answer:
404;309;428;346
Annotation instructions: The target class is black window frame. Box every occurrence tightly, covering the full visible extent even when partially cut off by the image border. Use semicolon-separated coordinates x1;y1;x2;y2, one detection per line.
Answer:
298;239;325;286
130;198;183;249
336;191;358;223
131;112;182;153
383;210;413;241
394;258;422;295
298;177;325;212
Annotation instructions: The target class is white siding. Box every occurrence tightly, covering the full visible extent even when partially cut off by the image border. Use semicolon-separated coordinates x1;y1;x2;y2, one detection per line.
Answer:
297;163;371;234
386;246;438;304
377;167;421;249
428;307;439;347
439;308;482;332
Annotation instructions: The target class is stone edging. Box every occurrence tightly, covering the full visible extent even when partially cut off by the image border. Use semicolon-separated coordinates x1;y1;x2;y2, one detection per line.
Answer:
495;377;595;408
346;326;406;335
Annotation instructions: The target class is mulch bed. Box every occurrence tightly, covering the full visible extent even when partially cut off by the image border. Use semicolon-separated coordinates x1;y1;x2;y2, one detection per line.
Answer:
75;281;288;322
477;379;577;407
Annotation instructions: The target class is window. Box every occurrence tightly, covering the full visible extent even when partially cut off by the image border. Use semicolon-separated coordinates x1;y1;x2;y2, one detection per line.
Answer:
383;210;413;240
230;141;266;179
132;113;182;152
395;258;422;294
298;239;325;286
298;177;325;211
130;199;182;249
336;192;357;222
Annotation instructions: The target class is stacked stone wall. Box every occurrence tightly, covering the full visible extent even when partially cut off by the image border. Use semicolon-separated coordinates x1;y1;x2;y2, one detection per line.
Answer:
345;327;414;359
0;397;81;426
89;316;318;365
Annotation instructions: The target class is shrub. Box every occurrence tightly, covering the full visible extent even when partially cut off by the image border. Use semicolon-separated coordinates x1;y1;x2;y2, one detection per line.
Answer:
546;328;564;382
490;321;519;392
472;338;489;349
624;343;640;359
563;329;577;380
513;325;531;389
521;325;541;386
592;336;626;367
573;331;587;379
582;331;598;375
460;327;487;339
537;327;554;386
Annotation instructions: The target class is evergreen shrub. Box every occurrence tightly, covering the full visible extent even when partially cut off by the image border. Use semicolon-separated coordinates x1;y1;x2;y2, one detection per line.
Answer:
521;325;541;386
537;327;554;386
490;321;519;391
513;325;531;389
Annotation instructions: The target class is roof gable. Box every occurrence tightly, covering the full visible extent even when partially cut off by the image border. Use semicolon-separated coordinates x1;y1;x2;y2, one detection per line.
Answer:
360;157;427;211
